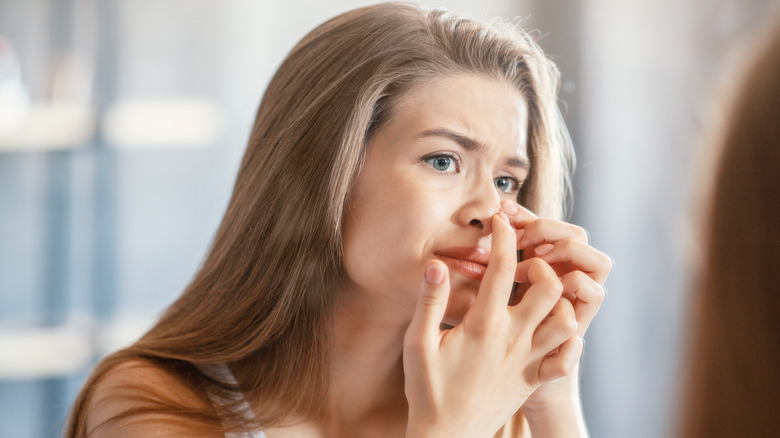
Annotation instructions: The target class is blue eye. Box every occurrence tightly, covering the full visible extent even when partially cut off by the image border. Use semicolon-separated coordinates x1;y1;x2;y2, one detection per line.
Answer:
423;154;459;173
494;176;519;194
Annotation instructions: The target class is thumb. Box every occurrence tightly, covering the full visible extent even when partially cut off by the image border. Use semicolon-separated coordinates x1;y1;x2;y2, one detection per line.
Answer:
407;261;451;346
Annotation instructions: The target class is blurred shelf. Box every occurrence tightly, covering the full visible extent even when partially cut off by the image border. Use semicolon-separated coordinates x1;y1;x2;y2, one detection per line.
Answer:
102;97;224;149
0;102;95;152
0;97;224;153
0;316;153;380
0;324;92;380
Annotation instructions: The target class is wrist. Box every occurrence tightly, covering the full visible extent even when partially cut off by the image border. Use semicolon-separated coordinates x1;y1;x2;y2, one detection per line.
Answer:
525;374;580;416
406;415;494;438
406;413;447;438
523;393;580;421
405;422;461;438
522;375;588;438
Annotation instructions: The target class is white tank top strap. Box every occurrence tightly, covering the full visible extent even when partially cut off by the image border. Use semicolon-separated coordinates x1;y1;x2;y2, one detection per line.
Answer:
197;363;266;438
225;430;266;438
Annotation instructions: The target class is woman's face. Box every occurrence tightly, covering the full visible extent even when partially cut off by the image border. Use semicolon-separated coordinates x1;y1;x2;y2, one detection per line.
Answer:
341;74;529;326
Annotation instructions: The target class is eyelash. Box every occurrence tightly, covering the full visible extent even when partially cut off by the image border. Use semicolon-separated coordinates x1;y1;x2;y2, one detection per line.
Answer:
494;175;522;195
422;153;525;195
422;153;461;173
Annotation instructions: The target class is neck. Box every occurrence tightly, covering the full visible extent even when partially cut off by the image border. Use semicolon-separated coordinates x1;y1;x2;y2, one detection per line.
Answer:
321;280;412;436
264;280;414;438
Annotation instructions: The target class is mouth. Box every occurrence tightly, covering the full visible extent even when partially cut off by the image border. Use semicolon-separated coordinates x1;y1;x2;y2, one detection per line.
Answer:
433;246;490;281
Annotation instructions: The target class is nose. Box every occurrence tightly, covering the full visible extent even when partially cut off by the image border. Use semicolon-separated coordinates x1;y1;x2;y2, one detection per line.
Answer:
455;178;502;235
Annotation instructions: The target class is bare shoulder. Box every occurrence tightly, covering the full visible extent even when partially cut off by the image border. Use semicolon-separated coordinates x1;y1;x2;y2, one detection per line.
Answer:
86;358;223;438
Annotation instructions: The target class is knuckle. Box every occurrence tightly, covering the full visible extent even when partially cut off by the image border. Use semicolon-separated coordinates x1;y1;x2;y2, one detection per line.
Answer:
527;257;550;275
562;355;578;375
535;282;562;303
545;361;568;382
567;270;589;291
594;283;606;302
521;218;544;241
543;277;564;296
494;258;517;277
563;315;578;336
573;225;589;243
493;242;517;266
532;218;550;236
469;314;506;338
554;301;577;335
571;269;589;283
561;237;577;252
417;292;444;307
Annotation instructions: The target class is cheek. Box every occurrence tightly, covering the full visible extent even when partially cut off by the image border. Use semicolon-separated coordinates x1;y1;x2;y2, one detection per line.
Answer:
341;180;451;293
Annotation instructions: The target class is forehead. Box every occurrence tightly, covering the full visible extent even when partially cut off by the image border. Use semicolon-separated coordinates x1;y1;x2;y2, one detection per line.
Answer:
386;74;529;159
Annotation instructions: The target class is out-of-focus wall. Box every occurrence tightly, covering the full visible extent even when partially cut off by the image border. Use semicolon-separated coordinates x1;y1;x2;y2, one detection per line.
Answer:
525;1;778;438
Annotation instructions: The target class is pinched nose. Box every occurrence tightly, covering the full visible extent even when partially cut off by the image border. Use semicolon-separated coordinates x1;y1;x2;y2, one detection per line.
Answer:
459;181;503;235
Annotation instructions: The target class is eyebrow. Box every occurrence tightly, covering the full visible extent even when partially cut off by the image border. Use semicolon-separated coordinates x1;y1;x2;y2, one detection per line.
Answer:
417;128;530;170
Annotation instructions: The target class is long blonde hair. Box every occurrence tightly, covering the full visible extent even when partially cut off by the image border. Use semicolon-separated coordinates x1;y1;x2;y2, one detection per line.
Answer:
66;2;572;436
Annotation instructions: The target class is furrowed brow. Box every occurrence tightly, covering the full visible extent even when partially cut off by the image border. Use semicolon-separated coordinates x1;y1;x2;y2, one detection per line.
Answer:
507;157;530;171
418;128;530;170
417;128;485;152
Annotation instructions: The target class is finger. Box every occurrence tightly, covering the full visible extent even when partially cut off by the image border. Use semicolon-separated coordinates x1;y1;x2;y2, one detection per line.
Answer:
538;336;583;383
517;218;589;250
531;298;577;355
471;212;520;314
406;261;451;348
533;239;613;284
561;270;605;337
511;258;563;329
500;199;538;229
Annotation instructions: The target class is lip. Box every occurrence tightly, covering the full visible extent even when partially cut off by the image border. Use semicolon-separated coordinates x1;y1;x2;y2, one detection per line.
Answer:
433;246;490;281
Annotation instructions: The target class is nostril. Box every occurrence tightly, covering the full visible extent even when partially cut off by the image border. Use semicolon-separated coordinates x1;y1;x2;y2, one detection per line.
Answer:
469;219;483;230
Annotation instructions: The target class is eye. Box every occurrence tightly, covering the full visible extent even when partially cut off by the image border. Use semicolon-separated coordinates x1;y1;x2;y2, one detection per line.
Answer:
494;176;520;194
422;154;460;173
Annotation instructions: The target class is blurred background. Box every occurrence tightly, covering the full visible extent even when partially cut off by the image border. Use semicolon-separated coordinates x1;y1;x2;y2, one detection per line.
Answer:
0;0;777;436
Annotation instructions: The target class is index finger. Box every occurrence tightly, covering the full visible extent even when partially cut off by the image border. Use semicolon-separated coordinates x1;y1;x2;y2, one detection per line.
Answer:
500;199;537;228
470;212;519;315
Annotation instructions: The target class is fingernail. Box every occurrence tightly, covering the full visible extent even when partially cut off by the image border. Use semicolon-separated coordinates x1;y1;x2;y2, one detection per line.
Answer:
501;199;518;215
535;243;554;256
425;263;445;284
497;211;511;224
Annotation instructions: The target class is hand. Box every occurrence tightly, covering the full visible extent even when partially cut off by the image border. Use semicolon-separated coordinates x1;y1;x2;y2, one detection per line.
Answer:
501;200;610;339
403;212;580;438
500;200;611;417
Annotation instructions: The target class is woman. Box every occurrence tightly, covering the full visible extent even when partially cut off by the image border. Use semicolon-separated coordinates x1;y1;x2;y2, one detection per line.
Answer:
681;18;780;438
66;3;611;437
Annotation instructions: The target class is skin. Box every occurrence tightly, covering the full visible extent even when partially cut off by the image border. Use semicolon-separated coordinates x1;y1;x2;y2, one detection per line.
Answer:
341;74;532;327
85;74;611;438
